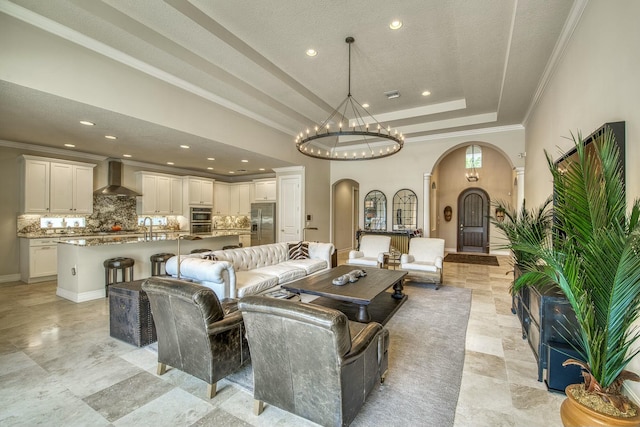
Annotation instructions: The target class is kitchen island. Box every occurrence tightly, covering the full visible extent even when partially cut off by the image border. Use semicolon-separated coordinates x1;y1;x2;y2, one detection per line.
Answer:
56;231;244;302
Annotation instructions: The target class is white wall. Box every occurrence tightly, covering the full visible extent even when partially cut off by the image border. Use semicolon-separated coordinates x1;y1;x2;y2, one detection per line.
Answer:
524;0;640;401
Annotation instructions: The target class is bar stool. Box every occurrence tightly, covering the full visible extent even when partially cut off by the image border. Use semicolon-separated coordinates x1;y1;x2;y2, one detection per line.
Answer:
150;253;174;277
190;248;211;254
104;257;135;296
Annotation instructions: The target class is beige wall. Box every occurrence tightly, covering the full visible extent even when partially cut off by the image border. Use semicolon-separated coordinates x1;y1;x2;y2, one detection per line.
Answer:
434;145;514;252
330;128;525;250
524;0;640;400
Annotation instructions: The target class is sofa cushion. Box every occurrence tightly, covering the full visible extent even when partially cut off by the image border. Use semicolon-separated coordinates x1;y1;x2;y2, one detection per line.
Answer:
400;261;438;273
254;264;307;284
288;241;309;260
234;271;279;298
280;259;327;275
346;257;379;267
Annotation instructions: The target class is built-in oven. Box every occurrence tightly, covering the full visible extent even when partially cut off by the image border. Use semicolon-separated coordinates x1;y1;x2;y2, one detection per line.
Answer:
190;207;213;234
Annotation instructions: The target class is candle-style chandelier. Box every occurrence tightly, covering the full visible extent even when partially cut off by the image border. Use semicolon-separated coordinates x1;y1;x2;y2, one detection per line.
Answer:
295;37;404;161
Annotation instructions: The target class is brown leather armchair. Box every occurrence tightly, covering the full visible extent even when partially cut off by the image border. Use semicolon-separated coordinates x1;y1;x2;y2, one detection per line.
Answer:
238;296;389;427
142;277;250;398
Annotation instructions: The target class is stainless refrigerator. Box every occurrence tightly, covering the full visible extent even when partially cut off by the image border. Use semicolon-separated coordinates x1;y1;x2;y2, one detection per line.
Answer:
251;202;276;246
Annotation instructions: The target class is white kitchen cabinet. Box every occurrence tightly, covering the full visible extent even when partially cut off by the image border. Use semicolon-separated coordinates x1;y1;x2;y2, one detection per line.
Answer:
21;158;50;213
184;177;214;206
50;163;94;214
229;183;251;214
254;179;276;201
19;238;58;283
136;172;182;215
214;182;229;214
19;156;96;214
169;177;183;215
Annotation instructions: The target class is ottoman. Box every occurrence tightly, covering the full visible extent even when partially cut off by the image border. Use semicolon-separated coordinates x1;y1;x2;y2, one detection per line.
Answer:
109;279;157;347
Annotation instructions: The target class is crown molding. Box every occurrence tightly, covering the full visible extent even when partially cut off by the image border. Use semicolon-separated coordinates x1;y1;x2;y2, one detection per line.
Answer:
0;139;107;161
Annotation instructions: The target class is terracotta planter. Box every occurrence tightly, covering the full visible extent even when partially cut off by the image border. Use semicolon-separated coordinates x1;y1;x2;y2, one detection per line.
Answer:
561;384;640;427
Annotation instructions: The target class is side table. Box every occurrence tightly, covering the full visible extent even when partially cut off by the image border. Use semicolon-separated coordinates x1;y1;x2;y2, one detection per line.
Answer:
109;279;157;347
383;250;401;270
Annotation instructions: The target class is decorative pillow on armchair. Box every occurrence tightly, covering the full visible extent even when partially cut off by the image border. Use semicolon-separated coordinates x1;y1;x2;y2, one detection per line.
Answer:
288;241;309;260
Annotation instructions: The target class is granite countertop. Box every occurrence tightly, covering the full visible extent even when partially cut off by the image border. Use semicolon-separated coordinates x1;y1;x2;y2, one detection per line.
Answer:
18;228;251;239
57;230;249;247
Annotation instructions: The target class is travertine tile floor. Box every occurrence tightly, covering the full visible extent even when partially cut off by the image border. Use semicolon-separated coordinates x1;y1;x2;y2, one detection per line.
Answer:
0;254;564;426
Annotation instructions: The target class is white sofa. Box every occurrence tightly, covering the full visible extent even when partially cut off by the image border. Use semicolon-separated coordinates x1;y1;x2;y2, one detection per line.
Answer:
165;242;335;300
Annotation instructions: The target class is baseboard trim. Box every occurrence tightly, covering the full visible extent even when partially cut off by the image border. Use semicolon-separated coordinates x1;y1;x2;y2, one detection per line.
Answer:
0;274;21;283
56;287;105;303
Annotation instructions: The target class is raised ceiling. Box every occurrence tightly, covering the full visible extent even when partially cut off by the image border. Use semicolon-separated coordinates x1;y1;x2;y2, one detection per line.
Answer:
0;0;578;178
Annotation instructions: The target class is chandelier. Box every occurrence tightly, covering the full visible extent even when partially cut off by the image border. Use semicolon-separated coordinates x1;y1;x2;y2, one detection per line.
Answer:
295;37;404;161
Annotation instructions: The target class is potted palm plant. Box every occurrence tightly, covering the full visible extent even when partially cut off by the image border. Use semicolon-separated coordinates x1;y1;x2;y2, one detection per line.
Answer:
490;196;553;314
513;128;640;426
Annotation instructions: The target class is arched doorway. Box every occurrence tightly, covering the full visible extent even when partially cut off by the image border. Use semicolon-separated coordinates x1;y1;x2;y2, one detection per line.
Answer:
457;187;490;253
332;179;359;255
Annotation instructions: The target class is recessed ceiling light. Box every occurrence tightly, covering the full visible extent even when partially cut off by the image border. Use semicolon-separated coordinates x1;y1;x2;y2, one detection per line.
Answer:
105;135;117;140
123;154;132;158
207;167;213;170
180;145;190;149
79;121;95;126
306;49;317;57
362;103;370;108
389;20;403;30
259;168;265;171
229;171;235;174
64;143;75;147
167;162;174;165
207;157;215;161
422;90;431;96
241;159;249;163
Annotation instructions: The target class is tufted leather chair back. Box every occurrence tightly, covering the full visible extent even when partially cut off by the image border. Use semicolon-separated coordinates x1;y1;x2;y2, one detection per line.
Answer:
239;296;388;427
211;243;289;271
142;277;250;388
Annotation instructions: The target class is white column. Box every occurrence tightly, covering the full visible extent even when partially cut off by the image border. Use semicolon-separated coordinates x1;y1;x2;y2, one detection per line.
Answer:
515;167;525;214
423;173;431;237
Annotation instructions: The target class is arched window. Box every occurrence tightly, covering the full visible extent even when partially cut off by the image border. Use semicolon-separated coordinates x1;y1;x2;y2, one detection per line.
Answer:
465;145;482;169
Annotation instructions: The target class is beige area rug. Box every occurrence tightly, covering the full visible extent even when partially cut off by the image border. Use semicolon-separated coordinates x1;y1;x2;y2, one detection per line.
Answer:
226;284;472;426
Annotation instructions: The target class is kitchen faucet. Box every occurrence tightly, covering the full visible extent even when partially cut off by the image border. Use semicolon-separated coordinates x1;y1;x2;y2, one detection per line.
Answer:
143;216;153;241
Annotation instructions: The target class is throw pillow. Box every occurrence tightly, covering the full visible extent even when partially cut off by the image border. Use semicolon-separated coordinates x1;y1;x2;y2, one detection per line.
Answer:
201;253;218;261
288;241;309;260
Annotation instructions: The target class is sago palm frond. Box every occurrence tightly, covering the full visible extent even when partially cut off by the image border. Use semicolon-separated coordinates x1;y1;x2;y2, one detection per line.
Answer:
514;127;640;393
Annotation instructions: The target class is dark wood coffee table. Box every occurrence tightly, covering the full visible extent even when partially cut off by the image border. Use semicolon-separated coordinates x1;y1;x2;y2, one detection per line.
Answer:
282;265;407;324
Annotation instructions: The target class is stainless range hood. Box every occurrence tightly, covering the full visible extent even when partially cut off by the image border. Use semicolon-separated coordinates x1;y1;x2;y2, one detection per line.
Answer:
93;160;141;197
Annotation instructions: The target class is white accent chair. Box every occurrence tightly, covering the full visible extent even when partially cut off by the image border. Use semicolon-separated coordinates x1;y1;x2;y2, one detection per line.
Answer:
346;235;391;268
399;238;445;289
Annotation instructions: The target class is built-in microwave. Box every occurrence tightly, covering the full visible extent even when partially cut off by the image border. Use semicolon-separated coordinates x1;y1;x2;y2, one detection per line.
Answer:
190;207;213;234
191;207;212;222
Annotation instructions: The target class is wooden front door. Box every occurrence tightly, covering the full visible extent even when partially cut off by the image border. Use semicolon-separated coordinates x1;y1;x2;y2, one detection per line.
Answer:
457;188;489;253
